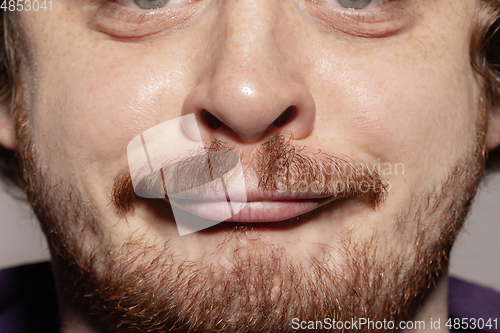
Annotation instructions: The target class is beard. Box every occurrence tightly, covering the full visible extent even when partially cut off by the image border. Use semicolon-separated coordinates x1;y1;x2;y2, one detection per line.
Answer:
15;107;487;332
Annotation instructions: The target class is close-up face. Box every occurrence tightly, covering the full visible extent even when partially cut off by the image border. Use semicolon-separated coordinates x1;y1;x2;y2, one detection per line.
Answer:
1;0;500;331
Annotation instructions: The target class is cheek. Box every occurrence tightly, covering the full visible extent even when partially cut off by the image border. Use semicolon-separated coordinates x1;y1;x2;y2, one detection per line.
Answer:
336;78;392;154
326;47;474;161
309;26;479;207
31;43;194;183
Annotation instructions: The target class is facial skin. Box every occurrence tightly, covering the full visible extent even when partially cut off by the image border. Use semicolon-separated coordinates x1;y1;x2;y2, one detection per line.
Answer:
1;0;500;332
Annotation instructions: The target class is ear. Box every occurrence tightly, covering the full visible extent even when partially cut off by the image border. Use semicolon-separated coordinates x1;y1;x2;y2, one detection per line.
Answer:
0;102;16;150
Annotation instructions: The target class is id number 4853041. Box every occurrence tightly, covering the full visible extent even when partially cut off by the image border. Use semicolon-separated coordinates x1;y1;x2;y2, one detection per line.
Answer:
1;0;52;11
446;318;497;331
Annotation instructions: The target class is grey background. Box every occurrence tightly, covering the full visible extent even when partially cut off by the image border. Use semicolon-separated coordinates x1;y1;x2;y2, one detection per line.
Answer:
0;174;499;291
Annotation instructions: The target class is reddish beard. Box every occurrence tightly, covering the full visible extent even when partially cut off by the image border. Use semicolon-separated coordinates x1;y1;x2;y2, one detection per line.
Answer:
17;117;487;332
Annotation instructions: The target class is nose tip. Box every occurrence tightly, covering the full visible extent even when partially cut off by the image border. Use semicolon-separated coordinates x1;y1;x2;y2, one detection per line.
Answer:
181;79;316;143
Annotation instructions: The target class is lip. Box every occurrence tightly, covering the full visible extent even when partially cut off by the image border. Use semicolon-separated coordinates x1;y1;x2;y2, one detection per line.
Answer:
167;189;341;223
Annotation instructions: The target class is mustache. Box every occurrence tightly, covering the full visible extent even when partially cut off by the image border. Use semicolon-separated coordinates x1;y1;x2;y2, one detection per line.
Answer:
134;150;241;197
111;134;388;213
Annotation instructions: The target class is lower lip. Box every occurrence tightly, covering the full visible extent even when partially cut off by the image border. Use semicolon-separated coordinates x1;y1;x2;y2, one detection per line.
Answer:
169;198;334;223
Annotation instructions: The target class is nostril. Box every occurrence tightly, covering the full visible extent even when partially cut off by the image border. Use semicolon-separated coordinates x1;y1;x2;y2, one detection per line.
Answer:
273;106;297;128
201;109;223;130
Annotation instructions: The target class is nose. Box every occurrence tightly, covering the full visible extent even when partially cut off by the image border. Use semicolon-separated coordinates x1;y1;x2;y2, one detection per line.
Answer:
181;0;316;143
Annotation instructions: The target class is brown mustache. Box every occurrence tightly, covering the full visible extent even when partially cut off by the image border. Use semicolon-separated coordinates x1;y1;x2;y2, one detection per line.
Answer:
133;149;240;198
111;134;388;213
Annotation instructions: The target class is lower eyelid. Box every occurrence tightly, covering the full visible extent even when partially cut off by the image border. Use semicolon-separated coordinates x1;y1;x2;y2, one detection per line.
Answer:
89;0;206;39
304;0;416;39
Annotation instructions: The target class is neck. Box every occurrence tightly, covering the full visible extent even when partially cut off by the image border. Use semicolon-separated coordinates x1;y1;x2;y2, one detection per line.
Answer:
402;272;450;333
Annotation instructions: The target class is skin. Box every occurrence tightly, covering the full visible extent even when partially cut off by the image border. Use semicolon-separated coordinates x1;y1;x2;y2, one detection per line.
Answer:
1;0;500;332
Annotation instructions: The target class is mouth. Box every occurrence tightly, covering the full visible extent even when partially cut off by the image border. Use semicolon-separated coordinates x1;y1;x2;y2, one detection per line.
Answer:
166;190;341;223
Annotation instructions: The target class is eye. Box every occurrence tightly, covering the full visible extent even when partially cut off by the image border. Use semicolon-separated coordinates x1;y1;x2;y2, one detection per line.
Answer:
134;0;170;9
330;0;391;10
117;0;185;10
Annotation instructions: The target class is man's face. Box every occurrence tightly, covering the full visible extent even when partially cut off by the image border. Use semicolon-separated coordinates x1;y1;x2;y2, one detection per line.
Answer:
6;0;499;331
